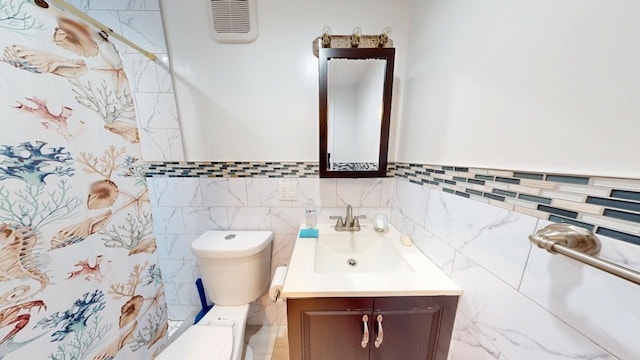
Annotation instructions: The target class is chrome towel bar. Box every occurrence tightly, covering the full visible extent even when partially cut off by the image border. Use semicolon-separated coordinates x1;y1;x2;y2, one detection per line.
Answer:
529;223;640;286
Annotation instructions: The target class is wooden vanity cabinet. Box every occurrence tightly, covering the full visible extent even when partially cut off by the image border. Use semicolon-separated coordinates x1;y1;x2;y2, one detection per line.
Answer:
287;296;458;360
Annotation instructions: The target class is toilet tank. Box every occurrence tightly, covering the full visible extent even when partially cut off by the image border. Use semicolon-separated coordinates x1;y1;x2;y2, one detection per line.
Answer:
191;231;273;306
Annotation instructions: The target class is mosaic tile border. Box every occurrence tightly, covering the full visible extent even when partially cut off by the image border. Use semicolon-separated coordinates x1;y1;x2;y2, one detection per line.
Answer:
143;161;320;177
144;161;397;178
394;163;640;246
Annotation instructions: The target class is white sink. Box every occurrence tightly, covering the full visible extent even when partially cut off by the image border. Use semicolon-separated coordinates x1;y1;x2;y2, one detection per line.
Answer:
314;228;413;273
282;222;462;298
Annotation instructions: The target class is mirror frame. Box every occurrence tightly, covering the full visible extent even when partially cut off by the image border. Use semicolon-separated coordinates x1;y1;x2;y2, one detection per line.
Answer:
319;47;395;178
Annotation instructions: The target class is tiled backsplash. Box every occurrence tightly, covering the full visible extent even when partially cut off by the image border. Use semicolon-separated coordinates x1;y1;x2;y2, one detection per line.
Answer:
144;161;319;177
144;160;639;326
144;160;640;246
144;161;397;177
394;163;640;246
147;175;393;323
391;178;640;359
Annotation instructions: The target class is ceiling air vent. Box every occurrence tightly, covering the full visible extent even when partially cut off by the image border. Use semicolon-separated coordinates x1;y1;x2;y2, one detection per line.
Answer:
208;0;258;43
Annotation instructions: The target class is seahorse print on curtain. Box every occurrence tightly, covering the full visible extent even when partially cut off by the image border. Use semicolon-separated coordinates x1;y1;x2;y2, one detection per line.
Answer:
0;1;167;359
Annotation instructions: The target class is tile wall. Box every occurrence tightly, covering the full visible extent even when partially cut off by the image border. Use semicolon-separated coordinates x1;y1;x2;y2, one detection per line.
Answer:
395;163;640;246
68;0;185;161
391;178;640;359
147;176;393;324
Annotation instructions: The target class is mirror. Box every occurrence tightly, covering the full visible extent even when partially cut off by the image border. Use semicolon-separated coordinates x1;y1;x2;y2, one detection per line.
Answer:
319;48;395;178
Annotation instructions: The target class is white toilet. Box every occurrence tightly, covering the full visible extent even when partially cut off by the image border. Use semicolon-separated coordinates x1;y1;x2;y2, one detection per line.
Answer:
157;230;273;360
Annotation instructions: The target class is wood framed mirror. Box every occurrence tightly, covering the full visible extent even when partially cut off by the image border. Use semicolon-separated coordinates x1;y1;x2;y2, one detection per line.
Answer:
319;47;395;178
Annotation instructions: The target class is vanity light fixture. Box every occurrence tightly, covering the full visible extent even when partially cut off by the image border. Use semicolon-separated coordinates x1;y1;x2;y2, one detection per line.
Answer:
378;27;391;47
351;26;362;47
322;26;332;48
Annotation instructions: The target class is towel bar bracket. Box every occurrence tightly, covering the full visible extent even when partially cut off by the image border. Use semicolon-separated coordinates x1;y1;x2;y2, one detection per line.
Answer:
529;223;640;286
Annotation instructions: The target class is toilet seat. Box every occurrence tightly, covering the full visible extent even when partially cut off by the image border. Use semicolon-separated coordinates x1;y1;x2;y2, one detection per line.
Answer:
156;325;233;359
158;304;251;360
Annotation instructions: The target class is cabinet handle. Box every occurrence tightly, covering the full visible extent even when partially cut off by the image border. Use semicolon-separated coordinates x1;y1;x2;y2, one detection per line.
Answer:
374;314;384;348
361;314;369;348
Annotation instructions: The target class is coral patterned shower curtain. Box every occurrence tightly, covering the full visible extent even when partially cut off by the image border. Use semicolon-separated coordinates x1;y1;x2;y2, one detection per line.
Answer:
0;1;167;359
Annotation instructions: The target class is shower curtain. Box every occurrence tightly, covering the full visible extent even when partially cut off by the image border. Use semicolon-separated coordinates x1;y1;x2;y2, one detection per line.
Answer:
0;1;167;359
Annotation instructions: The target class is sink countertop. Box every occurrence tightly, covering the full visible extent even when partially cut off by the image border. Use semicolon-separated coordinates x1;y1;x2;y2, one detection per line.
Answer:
282;223;462;299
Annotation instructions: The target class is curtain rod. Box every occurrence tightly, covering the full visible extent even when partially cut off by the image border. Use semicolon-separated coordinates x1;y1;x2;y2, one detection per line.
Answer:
47;0;158;62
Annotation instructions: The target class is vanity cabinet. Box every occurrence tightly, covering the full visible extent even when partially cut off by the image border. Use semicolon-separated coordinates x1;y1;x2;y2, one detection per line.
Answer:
287;296;458;360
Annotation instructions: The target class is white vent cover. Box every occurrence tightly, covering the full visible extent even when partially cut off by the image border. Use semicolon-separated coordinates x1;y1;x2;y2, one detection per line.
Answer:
208;0;258;43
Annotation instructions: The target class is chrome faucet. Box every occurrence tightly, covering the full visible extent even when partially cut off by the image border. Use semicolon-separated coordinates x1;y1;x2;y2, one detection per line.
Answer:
330;204;364;231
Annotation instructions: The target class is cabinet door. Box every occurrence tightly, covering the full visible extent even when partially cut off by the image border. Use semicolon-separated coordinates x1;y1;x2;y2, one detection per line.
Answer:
369;308;441;360
288;297;374;360
302;310;371;360
371;296;458;360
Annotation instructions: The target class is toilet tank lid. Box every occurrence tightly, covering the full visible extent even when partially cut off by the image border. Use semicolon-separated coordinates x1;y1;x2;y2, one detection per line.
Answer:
191;231;274;259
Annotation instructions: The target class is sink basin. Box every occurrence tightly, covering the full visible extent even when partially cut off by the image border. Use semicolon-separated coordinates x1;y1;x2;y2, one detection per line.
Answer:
314;230;413;273
282;222;462;298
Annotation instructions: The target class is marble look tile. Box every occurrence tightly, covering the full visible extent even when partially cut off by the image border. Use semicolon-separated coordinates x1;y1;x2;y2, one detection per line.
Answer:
200;178;248;206
90;0;144;10
134;93;180;128
227;207;271;230
337;178;384;207
270;207;304;234
190;260;202;282
272;233;295;261
380;177;394;207
163;283;180;307
448;310;500;360
244;325;279;353
251;354;272;360
166;129;185;161
452;254;615;360
175;282;200;306
118;10;167;53
155;56;174;92
68;0;89;11
393;178;429;226
167;305;198;321
276;304;288;326
164;234;197;260
401;217;456;276
246;178;337;207
519;222;640;360
139;128;171;161
145;0;160;10
302;178;337;207
247;305;279;326
390;207;404;230
155;233;170;260
151;206;185;234
148;177;203;206
426;191;537;288
245;178;278;206
356;207;392;223
160;259;194;284
145;178;159;202
122;54;159;92
86;10;122;34
182;207;227;234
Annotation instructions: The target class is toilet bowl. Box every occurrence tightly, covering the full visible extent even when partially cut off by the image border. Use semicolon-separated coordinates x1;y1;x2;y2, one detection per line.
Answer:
157;231;273;360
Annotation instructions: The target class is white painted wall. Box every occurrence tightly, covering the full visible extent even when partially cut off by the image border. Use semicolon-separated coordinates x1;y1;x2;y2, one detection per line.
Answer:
160;0;409;161
398;0;640;178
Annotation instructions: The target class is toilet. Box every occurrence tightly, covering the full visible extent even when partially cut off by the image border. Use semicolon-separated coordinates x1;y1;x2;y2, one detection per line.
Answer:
157;230;274;360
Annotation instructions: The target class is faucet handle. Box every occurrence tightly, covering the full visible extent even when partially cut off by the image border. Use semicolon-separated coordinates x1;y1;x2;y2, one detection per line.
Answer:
330;215;344;227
